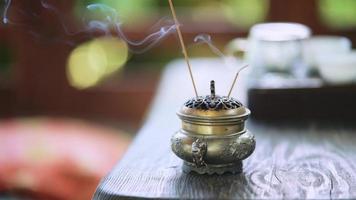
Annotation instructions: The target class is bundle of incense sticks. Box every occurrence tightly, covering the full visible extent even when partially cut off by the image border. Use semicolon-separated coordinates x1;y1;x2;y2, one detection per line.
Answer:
168;0;247;98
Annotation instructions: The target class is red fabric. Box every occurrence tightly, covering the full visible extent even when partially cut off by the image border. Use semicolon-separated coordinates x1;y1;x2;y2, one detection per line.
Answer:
0;118;131;200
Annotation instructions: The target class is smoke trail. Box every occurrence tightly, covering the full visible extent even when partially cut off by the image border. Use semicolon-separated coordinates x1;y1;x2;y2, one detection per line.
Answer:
194;34;226;58
2;0;177;53
194;33;245;70
84;3;177;53
2;0;11;24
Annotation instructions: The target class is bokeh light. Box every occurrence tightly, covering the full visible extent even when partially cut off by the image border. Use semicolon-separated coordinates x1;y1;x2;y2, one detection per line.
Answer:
223;0;269;29
319;0;356;29
67;37;129;89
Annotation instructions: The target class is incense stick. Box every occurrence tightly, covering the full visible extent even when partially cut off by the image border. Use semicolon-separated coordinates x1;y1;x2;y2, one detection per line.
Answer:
168;0;198;98
227;64;248;98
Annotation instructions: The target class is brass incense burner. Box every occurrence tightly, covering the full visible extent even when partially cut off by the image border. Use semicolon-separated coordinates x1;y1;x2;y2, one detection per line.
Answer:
171;81;255;174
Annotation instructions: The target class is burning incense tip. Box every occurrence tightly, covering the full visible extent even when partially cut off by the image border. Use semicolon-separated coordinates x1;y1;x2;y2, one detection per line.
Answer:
168;0;198;98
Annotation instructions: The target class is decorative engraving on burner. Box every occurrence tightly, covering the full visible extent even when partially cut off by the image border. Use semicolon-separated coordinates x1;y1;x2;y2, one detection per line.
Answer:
191;139;207;168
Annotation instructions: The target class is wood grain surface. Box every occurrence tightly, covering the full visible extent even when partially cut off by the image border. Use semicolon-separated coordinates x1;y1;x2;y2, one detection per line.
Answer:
93;59;356;199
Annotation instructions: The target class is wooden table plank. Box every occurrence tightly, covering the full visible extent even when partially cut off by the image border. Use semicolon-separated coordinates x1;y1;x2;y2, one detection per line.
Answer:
93;59;356;199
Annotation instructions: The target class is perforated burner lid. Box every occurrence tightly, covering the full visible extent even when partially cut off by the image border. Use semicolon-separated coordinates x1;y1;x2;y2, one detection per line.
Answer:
184;95;242;111
178;81;250;120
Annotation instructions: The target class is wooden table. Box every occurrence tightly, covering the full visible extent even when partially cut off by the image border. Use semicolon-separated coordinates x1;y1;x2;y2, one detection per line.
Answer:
93;59;356;199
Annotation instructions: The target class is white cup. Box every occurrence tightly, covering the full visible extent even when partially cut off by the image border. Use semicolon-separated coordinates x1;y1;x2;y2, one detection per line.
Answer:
302;36;352;71
316;51;356;84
